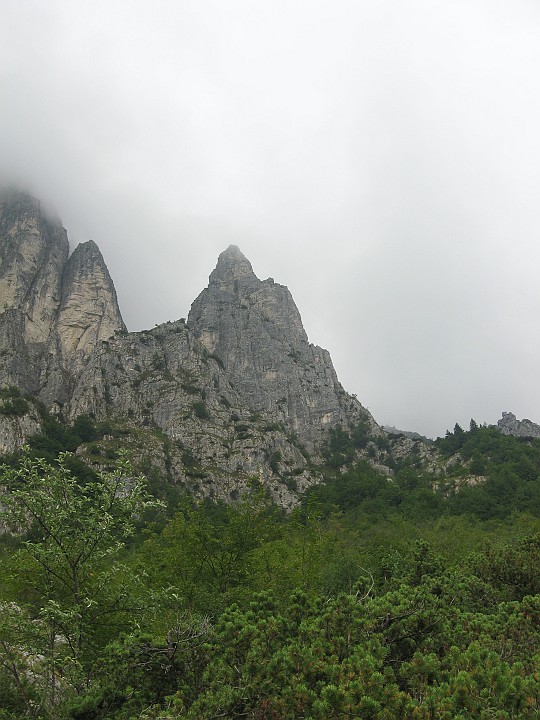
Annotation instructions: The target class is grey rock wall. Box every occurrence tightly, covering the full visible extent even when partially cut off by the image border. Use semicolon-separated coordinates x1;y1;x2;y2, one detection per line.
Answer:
188;245;380;454
0;191;385;504
0;189;68;347
56;240;126;370
0;189;125;401
497;411;540;439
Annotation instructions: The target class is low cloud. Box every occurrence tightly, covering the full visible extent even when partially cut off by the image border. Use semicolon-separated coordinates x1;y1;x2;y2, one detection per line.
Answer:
1;0;539;437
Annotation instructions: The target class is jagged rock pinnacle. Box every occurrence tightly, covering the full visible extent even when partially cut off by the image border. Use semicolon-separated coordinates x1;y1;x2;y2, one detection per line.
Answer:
0;188;68;345
188;246;378;451
1;197;383;501
209;244;256;286
0;188;125;400
497;412;540;439
55;239;126;369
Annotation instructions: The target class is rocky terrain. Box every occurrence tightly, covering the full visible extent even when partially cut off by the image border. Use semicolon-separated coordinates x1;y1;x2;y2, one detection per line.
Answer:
188;244;380;450
497;411;540;439
0;189;386;506
0;189;125;404
5;189;535;508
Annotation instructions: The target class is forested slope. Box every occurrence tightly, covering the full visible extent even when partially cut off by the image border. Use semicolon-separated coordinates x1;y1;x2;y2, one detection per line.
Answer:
1;421;539;719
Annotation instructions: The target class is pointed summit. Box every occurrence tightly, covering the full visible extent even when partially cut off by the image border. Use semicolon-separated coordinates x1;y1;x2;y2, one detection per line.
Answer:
0;188;68;344
188;246;378;452
222;244;246;258
209;244;257;287
55;239;126;370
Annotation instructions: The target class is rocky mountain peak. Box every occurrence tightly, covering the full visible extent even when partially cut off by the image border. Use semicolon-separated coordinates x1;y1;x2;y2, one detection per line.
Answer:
0;188;68;345
0;187;62;224
189;247;379;451
62;238;117;289
1;198;385;504
209;244;257;287
0;188;125;399
55;238;126;371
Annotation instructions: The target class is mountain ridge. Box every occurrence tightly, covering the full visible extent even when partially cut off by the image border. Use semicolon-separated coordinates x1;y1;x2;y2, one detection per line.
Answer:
0;190;385;505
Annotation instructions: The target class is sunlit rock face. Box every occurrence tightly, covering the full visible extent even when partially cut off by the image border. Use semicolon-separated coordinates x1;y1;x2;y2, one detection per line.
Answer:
188;245;379;452
66;318;317;508
0;189;69;393
0;409;41;454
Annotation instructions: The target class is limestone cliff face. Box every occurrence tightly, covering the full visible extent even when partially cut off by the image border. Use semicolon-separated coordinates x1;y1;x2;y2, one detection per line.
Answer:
63;245;383;502
0;407;42;454
497;412;540;439
0;189;68;346
56;240;126;372
188;245;379;452
0;189;125;399
66;320;316;508
1;193;387;503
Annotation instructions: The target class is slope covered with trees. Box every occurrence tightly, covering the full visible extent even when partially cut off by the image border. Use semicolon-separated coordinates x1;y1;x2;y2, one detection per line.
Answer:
1;420;539;719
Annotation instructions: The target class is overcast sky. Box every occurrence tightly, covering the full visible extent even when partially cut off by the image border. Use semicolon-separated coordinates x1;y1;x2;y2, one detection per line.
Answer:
1;0;539;438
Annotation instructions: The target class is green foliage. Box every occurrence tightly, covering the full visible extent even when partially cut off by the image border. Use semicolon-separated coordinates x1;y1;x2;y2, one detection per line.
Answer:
151;352;166;371
314;423;540;526
71;414;99;443
1;410;540;718
19;409;110;466
0;389;30;416
323;425;356;467
323;421;372;468
181;383;200;395
141;492;282;616
28;408;81;457
192;400;210;420
442;425;540;519
206;352;224;368
0;453;160;715
131;564;540;720
268;450;281;474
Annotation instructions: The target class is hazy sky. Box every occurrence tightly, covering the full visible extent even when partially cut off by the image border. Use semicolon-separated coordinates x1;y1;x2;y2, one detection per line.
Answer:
1;0;539;438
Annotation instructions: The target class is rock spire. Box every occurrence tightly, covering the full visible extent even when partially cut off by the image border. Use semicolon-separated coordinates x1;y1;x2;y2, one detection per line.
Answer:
0;189;125;397
188;246;378;450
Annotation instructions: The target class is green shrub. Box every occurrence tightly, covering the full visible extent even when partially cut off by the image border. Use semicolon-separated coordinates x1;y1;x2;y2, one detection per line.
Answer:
269;450;281;474
193;401;210;420
0;396;29;416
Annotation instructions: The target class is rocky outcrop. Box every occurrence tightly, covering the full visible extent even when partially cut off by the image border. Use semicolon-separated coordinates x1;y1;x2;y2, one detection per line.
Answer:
0;190;69;394
188;245;379;453
0;408;42;455
0;189;68;346
55;240;126;371
65;320;318;507
0;189;125;401
384;425;432;443
497;412;540;439
62;245;384;501
1;192;387;505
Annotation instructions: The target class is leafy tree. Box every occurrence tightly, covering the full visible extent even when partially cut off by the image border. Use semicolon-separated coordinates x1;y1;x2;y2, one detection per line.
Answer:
141;490;281;615
71;414;99;443
0;452;159;715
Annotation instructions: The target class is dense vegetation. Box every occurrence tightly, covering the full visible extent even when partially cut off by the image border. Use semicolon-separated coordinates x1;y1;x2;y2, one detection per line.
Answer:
0;419;539;719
